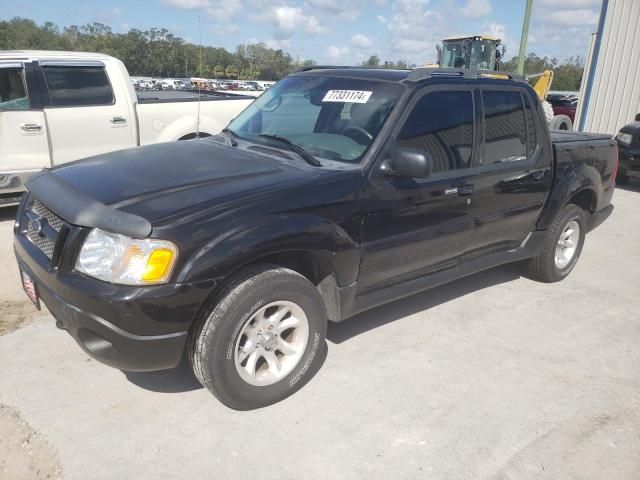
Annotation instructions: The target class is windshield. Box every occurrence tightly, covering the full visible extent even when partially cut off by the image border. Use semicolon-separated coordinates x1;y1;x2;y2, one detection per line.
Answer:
228;75;405;163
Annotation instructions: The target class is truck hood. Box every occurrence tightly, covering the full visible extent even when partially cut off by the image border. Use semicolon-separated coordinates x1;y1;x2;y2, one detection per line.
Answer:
51;139;313;222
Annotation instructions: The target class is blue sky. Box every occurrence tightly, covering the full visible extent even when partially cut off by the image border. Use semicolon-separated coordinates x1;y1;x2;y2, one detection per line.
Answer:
1;0;602;64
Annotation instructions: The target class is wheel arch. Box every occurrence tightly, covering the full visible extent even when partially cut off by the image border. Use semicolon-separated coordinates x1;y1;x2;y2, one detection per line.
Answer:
537;165;602;230
178;214;362;322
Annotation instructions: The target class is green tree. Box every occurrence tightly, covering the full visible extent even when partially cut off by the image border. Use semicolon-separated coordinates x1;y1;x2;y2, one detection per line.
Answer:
225;64;239;79
213;65;225;79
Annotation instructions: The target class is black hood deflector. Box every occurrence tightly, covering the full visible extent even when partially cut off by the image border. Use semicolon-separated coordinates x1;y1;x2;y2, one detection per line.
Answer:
26;170;153;238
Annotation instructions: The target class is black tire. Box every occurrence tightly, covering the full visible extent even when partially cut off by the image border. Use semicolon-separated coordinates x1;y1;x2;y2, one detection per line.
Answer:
189;265;327;410
526;204;587;283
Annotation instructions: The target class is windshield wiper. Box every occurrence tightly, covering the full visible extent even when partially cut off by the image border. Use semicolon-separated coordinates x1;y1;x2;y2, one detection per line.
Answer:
221;127;238;147
258;134;322;167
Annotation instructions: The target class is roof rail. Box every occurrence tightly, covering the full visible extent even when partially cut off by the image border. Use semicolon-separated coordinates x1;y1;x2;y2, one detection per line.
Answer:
297;65;364;72
407;68;525;82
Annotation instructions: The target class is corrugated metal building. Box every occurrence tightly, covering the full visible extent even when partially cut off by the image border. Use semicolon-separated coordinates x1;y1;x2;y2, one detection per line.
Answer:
575;0;640;135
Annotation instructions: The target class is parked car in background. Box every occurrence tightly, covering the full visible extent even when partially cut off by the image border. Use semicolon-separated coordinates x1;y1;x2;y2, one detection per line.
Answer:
547;92;578;123
13;67;616;409
0;50;255;205
616;116;640;185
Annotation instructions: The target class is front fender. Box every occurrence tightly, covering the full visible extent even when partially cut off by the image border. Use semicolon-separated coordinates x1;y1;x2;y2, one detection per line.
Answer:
537;163;602;229
176;213;361;286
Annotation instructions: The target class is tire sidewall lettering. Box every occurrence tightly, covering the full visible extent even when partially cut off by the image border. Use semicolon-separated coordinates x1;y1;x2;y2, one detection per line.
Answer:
226;299;266;361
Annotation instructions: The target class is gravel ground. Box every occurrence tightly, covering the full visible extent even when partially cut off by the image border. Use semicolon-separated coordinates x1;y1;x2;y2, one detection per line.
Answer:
0;185;639;480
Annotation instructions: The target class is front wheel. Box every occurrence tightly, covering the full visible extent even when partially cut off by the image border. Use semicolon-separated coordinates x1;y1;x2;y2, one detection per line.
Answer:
526;204;587;282
189;266;327;410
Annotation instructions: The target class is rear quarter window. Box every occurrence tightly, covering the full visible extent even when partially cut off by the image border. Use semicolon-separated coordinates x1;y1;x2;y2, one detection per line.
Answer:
43;66;114;107
482;90;527;164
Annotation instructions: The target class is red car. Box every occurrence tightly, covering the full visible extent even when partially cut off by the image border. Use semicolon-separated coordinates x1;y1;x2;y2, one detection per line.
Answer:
547;93;578;122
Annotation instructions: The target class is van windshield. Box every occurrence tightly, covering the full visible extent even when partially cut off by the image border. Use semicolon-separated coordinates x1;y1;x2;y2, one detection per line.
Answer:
228;75;405;163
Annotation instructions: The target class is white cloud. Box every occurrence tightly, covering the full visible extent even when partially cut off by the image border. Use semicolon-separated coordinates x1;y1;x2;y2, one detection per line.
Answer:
326;45;350;60
527;0;600;60
351;33;372;49
161;0;243;24
161;0;211;7
382;0;445;62
264;6;325;39
482;21;506;44
545;8;599;27
305;0;362;20
539;0;600;7
376;14;387;23
458;0;490;19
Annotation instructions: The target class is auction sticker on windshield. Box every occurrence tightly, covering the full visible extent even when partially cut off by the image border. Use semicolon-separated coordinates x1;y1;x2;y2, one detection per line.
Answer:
322;90;372;103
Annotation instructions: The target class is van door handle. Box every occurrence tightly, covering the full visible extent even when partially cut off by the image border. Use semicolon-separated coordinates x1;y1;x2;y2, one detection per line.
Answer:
20;123;42;133
457;184;474;196
110;116;127;126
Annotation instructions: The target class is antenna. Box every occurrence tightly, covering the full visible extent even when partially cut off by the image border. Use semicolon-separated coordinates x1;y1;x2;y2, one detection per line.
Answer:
196;14;202;137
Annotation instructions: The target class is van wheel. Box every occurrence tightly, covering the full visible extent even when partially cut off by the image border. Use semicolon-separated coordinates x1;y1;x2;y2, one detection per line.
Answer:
189;265;327;410
526;204;587;282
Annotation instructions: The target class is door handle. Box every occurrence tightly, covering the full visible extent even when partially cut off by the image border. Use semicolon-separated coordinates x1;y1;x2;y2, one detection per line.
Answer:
110;116;127;125
20;122;42;133
457;184;474;196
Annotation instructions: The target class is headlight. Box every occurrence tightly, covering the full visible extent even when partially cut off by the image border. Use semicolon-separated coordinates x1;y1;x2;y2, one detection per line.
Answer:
76;229;178;285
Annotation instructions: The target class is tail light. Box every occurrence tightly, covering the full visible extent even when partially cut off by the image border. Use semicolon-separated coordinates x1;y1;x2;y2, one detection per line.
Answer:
612;146;619;183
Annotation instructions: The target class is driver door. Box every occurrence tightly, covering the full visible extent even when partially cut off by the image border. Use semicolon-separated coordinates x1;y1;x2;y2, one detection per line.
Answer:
358;88;478;292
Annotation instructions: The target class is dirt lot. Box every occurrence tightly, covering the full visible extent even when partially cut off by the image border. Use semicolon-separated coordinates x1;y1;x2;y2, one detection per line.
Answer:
1;186;639;480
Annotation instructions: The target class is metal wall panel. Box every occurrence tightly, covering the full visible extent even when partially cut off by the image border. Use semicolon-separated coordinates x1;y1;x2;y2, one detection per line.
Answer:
576;0;640;135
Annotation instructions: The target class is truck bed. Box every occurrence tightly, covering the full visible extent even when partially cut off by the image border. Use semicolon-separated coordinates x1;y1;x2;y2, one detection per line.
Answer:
550;130;612;144
137;90;255;104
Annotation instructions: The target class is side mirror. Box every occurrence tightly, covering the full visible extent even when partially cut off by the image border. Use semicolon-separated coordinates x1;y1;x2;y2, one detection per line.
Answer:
388;146;432;178
635;113;640;122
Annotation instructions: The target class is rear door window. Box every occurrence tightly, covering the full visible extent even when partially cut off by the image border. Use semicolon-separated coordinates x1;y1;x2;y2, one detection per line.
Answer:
398;90;474;174
43;66;114;107
482;91;527;164
0;67;29;110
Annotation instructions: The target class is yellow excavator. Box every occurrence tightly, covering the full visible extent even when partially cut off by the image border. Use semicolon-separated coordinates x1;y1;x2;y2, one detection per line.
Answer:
436;36;572;130
437;35;504;71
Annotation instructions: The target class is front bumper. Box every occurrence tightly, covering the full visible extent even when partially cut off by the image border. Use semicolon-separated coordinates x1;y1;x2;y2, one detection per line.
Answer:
618;146;640;178
14;234;215;372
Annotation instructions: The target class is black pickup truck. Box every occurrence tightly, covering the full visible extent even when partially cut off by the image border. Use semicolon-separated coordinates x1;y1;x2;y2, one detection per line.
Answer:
14;68;617;410
616;115;640;185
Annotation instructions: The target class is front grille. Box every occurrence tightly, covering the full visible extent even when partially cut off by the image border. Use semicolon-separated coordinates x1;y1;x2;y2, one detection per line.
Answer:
23;199;65;260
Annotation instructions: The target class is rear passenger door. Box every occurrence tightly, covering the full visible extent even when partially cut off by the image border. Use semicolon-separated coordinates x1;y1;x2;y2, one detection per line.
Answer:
465;87;552;258
41;62;136;165
0;62;51;203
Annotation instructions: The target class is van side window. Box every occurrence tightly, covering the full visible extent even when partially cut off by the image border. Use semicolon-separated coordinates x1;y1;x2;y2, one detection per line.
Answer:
398;91;474;173
43;66;114;107
482;91;527;164
0;68;29;110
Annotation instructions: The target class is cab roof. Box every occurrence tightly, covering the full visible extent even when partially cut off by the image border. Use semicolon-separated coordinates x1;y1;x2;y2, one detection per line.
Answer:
442;35;501;42
296;66;524;84
0;50;117;62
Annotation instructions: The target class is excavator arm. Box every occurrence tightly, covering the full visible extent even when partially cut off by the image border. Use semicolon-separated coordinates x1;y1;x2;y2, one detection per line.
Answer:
528;69;554;101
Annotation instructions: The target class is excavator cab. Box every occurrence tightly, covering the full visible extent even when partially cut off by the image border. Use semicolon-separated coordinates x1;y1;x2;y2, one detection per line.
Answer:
438;36;503;71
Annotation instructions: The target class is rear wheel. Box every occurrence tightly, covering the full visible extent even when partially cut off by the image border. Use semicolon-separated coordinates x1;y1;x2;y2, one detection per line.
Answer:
526;204;587;282
189;265;327;410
